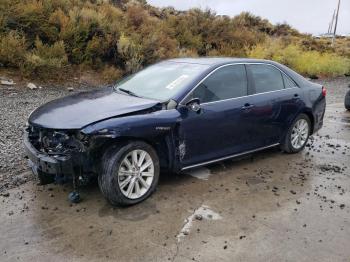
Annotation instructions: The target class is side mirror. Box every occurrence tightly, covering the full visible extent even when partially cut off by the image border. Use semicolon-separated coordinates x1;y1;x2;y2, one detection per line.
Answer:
186;98;201;113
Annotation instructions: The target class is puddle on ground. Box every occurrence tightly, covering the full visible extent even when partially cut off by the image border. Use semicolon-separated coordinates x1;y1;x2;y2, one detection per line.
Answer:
245;176;267;185
98;200;158;221
176;205;222;242
186;167;211;180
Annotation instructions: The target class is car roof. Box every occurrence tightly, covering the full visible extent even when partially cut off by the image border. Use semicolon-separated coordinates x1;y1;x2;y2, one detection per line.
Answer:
167;57;309;86
166;57;272;66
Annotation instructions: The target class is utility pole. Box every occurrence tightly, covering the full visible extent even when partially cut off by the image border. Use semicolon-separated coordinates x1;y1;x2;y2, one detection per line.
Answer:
332;0;341;46
328;9;336;34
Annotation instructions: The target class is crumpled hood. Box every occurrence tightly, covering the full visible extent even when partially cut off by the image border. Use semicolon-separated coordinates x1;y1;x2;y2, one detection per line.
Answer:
29;87;160;129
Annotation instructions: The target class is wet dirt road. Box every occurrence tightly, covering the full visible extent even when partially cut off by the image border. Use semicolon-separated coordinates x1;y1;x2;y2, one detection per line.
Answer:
1;89;350;262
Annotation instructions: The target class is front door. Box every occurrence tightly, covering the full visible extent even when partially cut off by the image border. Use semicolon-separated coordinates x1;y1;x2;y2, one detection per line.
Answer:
178;64;254;167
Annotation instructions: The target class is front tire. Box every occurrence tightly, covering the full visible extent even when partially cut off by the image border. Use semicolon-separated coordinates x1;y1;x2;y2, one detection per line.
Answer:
281;114;311;154
98;141;160;206
345;90;350;110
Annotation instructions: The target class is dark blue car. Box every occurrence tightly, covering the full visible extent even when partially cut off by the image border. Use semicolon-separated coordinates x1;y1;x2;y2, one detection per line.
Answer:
24;58;326;206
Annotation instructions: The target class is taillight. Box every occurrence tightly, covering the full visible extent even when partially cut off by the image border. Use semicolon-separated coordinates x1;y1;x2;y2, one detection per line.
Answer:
322;86;327;97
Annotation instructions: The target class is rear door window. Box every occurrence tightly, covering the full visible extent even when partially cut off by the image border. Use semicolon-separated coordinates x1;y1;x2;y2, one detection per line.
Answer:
248;64;285;94
192;64;248;103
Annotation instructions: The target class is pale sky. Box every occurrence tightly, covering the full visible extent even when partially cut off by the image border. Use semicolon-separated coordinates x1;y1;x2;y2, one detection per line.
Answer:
147;0;350;35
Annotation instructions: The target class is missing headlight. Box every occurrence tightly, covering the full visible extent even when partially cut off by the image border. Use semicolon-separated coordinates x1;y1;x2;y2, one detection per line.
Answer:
40;131;86;154
42;131;70;149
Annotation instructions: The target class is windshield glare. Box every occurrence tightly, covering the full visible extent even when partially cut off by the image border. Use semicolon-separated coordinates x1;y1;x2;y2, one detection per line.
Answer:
115;62;209;101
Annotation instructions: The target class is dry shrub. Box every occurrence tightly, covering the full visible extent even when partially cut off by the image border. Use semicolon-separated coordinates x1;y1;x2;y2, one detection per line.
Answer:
12;0;59;43
117;34;144;73
178;48;199;58
0;31;27;67
100;65;123;83
22;38;68;77
1;0;349;79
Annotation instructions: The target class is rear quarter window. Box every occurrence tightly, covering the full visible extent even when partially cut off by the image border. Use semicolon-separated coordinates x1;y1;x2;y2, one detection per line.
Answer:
282;74;298;88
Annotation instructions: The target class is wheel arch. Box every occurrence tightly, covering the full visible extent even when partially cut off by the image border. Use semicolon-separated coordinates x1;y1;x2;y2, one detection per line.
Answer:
89;134;175;173
281;109;314;144
300;109;314;134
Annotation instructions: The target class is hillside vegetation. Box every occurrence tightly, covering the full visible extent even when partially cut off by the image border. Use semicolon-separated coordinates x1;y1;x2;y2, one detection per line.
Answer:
0;0;349;80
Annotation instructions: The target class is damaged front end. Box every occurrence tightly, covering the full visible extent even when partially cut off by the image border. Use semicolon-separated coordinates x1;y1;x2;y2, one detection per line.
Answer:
24;124;92;186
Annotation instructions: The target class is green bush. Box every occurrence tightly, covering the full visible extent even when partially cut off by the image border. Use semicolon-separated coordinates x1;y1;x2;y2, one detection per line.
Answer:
11;0;59;44
117;33;144;73
22;38;68;77
0;31;27;67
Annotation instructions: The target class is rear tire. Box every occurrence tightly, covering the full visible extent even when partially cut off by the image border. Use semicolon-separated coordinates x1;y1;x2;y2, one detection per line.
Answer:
281;114;311;154
345;90;350;110
98;141;160;206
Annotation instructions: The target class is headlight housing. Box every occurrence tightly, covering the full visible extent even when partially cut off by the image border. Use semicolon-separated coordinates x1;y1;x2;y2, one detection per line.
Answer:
27;125;86;154
42;131;70;152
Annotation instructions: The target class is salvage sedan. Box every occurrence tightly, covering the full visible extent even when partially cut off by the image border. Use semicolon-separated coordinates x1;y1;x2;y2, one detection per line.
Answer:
24;58;326;206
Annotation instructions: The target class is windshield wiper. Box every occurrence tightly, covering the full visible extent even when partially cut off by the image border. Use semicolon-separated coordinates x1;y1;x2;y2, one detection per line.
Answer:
117;87;140;97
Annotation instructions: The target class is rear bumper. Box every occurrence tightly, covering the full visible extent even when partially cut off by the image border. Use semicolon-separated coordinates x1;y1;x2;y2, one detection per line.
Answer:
23;131;74;177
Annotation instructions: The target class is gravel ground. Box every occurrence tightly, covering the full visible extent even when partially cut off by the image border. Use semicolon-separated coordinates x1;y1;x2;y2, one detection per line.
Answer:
0;83;95;192
0;76;349;192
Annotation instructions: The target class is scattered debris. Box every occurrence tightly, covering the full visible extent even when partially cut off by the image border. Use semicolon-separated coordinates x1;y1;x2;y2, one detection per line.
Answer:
27;83;38;90
1;78;15;86
195;214;203;221
0;192;10;197
176;205;222;241
68;191;81;204
319;164;342;173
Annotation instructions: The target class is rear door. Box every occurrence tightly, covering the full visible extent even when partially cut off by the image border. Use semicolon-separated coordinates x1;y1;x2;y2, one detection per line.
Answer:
246;64;302;146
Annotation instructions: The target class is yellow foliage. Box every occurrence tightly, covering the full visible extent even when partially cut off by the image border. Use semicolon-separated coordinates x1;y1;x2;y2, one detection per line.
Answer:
248;39;350;77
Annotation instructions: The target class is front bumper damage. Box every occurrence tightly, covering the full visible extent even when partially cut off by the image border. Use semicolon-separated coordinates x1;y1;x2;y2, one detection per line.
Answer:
24;130;83;184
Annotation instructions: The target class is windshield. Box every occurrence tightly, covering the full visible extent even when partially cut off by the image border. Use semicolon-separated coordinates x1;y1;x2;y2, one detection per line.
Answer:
114;62;209;101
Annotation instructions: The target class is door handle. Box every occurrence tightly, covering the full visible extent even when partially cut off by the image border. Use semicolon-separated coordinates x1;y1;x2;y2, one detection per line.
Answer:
241;103;255;110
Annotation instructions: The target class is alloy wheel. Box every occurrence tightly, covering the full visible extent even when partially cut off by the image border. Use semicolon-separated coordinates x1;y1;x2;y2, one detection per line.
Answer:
117;149;155;199
291;119;309;149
